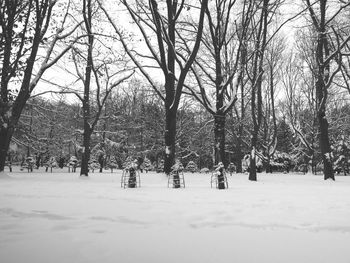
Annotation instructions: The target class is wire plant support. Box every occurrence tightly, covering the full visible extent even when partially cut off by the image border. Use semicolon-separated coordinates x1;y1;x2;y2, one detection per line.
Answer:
168;161;185;188
211;162;228;189
121;167;141;188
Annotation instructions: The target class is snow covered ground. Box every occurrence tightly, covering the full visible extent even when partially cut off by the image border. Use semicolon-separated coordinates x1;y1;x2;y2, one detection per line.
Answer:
1;167;350;263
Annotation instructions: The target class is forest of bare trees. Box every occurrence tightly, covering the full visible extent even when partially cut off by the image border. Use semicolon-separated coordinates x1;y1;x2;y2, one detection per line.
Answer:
1;0;350;180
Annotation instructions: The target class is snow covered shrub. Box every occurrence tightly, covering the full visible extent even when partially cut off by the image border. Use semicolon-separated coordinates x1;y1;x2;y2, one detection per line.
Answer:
123;156;138;170
241;154;263;173
200;167;210;174
156;160;164;173
21;156;35;172
106;156;118;172
271;151;292;173
67;156;79;172
88;158;100;173
171;160;184;172
332;136;350;175
242;154;250;172
227;162;236;175
186;161;198;173
213;162;227;189
44;156;58;172
142;157;154;173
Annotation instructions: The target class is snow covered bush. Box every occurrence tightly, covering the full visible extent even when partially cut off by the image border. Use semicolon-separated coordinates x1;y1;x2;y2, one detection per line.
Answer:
171;160;184;172
44;156;57;172
123;156;138;170
200;167;210;174
227;162;236;175
332;136;350;175
68;156;78;172
271;151;293;173
142;157;153;173
156;160;164;173
106;156;119;173
186;161;198;173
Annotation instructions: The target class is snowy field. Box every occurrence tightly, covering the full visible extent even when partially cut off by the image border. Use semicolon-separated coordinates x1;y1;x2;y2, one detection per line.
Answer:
1;167;350;263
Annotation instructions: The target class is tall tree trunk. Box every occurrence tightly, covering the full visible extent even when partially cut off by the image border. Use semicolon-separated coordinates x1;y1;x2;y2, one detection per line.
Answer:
266;155;272;173
163;1;176;175
313;0;334;180
249;137;258;181
248;0;268;181
214;113;226;166
236;42;246;174
235;137;243;173
316;72;334;179
213;47;227;167
0;127;13;172
249;61;263;181
0;1;64;172
266;64;277;174
318;109;333;179
81;127;92;176
105;0;208;176
80;0;93;177
164;106;176;175
0;96;28;171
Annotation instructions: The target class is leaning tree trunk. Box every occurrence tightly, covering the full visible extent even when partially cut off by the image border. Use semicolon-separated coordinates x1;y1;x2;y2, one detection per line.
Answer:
214;113;226;166
0;126;13;172
0;99;26;172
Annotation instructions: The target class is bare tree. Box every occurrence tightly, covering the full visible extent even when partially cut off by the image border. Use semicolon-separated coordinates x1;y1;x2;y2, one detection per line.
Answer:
184;0;253;170
245;0;290;181
246;0;270;181
331;7;350;95
261;33;285;173
68;0;134;176
282;30;319;175
0;0;81;172
79;0;94;176
304;0;350;180
99;0;208;175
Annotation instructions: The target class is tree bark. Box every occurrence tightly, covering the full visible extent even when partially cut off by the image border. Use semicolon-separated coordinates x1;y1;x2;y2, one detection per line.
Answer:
266;155;272;173
163;1;176;175
318;40;334;180
164;106;176;175
235;138;244;173
80;127;92;176
0;1;74;171
316;84;334;180
248;0;268;181
0;127;13;172
217;167;226;189
80;0;94;177
249;143;258;181
128;167;137;188
235;40;247;174
309;0;334;180
214;113;226;166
